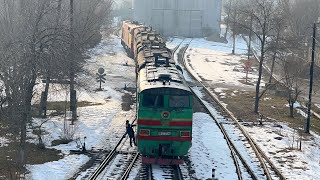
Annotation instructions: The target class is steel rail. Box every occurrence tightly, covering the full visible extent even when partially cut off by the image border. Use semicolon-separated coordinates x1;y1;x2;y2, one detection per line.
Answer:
238;37;288;180
172;165;184;180
179;43;279;180
178;44;252;180
172;39;185;55
190;80;258;180
89;133;127;179
147;164;153;180
120;153;140;180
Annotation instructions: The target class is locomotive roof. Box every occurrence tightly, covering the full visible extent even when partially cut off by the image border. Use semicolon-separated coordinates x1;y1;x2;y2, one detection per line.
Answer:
122;21;143;30
131;22;190;93
138;60;191;93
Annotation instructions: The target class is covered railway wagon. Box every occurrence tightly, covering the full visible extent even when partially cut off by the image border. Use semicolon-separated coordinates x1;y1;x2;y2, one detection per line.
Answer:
121;21;193;164
121;21;143;58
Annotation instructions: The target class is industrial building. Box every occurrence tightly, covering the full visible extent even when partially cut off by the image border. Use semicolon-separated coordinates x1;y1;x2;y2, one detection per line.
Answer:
133;0;222;37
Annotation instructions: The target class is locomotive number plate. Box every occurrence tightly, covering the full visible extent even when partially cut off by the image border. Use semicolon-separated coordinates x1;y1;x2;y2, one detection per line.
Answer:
158;131;171;136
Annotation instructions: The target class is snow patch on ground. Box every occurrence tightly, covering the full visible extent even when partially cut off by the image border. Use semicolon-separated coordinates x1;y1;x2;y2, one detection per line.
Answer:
184;32;320;179
244;122;320;180
152;165;168;180
190;112;237;179
186;47;260;89
214;87;228;93
284;101;301;108
27;154;90;180
0;137;9;147
26;33;136;179
190;36;247;54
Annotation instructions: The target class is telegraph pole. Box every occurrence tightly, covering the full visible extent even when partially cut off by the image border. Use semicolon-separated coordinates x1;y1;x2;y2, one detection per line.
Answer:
305;23;316;133
232;8;236;55
69;0;77;122
248;10;253;60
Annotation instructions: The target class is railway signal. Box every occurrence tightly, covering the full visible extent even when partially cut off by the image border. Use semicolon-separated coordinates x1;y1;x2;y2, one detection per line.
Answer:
96;68;106;91
243;60;253;83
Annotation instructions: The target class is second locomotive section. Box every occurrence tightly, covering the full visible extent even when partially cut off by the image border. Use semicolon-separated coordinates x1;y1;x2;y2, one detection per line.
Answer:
121;21;193;165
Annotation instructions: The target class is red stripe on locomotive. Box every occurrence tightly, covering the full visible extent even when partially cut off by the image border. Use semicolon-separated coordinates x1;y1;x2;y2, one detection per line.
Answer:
169;121;192;126
138;120;162;126
137;135;192;141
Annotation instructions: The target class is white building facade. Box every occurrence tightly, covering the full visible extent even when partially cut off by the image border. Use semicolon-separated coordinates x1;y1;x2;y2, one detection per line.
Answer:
133;0;222;37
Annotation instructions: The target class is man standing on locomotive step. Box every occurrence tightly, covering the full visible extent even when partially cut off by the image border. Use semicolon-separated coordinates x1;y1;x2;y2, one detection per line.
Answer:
125;120;137;147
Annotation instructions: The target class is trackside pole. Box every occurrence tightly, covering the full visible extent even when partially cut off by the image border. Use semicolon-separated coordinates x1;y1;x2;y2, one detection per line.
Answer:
212;168;215;179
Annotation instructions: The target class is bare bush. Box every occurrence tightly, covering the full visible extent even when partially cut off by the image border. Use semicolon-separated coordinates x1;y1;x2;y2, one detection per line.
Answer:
0;0;113;170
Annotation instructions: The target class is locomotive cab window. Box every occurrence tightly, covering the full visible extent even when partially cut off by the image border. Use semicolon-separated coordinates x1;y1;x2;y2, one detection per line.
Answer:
169;96;190;108
142;94;164;108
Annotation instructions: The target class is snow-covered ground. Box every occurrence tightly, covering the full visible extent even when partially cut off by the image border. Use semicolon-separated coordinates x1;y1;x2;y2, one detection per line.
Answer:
25;34;136;179
190;37;263;90
2;24;316;180
191;113;238;179
247;123;320;179
166;32;320;179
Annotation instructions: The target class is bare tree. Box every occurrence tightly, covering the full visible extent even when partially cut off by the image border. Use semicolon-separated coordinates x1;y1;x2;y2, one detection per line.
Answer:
37;0;113;119
267;13;287;84
285;0;320;62
223;0;233;41
278;52;303;117
68;0;113;121
236;0;283;113
0;0;113;173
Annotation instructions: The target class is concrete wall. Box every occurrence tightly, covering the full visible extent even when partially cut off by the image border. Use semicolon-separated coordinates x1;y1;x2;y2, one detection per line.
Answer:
133;0;222;37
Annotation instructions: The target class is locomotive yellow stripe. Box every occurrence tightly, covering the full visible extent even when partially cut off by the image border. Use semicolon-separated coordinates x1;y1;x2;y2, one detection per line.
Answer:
139;118;160;121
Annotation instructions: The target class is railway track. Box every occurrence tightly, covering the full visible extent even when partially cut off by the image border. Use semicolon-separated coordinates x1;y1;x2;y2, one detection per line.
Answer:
171;165;184;180
177;42;258;180
173;40;286;180
88;140;142;180
138;164;153;179
120;152;140;179
88;136;125;179
136;163;183;179
88;115;139;180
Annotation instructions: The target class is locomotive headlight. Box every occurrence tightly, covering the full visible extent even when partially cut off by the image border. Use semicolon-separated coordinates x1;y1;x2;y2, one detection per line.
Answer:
180;131;190;137
139;129;150;136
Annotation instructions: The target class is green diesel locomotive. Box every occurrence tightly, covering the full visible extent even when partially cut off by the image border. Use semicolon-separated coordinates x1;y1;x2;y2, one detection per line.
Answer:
121;21;193;165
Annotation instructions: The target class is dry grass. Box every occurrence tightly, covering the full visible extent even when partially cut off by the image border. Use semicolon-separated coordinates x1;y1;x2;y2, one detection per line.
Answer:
32;101;102;116
0;100;102;178
0;142;62;178
221;89;320;134
219;56;320;134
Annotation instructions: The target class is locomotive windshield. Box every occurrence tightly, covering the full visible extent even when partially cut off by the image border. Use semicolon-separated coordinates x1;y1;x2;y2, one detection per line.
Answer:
141;88;191;108
142;94;164;108
169;96;190;108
